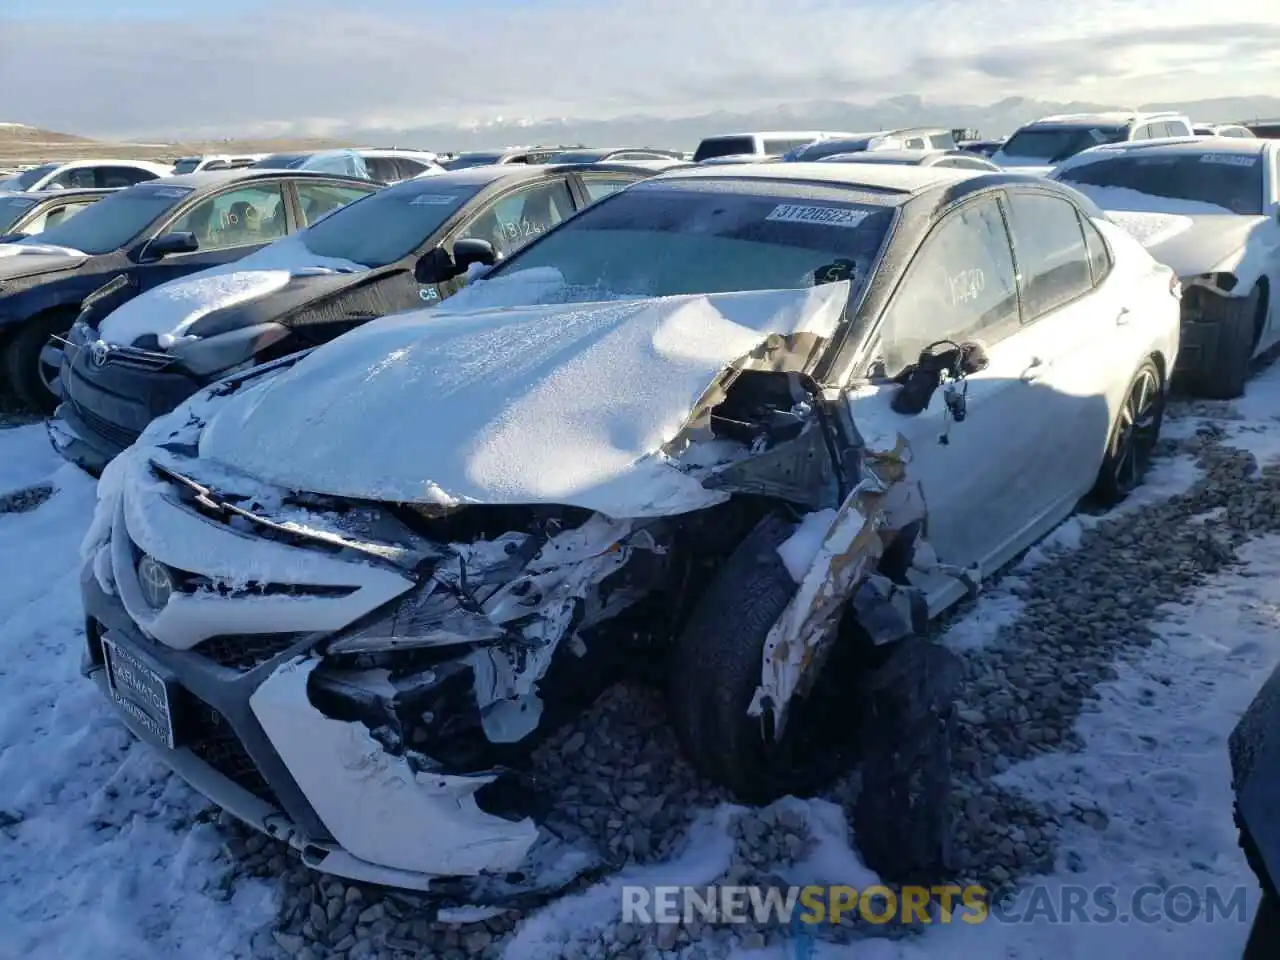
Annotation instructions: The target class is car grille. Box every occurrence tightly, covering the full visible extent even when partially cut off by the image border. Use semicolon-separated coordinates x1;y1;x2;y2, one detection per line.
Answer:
196;634;303;672
105;345;175;371
67;400;139;450
186;701;279;808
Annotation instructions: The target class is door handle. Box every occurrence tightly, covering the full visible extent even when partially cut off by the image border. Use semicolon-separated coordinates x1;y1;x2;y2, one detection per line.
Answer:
1116;307;1132;325
1020;356;1050;382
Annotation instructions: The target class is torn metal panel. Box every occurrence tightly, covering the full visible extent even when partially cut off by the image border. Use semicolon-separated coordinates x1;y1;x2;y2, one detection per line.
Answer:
749;433;929;736
251;657;541;877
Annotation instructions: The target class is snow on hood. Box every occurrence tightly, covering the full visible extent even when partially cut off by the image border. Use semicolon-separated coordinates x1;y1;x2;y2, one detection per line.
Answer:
97;233;367;347
0;241;85;257
196;283;850;517
1070;184;1268;279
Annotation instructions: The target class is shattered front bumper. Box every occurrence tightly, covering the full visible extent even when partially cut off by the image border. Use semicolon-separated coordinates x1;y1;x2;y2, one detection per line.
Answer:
77;455;613;897
1173;283;1244;380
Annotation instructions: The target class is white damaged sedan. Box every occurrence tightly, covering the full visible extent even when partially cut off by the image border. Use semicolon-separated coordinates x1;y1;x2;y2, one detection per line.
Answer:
79;163;1181;903
1052;136;1280;398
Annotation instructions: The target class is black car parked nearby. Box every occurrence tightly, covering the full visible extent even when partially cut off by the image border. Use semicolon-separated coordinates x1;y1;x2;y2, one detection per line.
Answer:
1231;662;1280;958
52;162;659;473
0;188;117;241
0;169;375;411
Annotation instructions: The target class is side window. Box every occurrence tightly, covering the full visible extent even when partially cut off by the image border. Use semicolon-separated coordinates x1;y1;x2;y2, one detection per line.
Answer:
393;158;430;180
97;166;160;187
1163;120;1191;137
877;196;1019;376
48;168;96;189
928;133;956;150
1081;214;1112;285
1006;192;1094;321
904;137;927;149
295;182;373;225
363;157;401;183
453;180;575;257
580;176;636;203
166;183;287;252
1130;124;1152;141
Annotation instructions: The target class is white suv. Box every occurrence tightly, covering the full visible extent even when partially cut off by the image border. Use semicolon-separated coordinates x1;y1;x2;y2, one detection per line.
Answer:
991;111;1195;175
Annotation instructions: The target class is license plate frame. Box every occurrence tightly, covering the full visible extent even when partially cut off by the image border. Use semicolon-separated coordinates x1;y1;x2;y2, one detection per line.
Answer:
102;634;177;750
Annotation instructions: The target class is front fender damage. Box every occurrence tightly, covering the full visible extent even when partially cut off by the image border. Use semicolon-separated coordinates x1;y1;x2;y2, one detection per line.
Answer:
749;432;968;739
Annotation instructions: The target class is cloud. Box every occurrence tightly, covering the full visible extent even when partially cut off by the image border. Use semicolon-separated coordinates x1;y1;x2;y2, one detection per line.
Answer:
2;0;1278;137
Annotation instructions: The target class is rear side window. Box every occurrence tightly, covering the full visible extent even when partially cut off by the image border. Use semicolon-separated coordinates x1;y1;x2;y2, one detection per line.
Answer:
878;195;1019;375
763;138;814;155
1162;119;1192;137
580;176;638;202
693;137;756;162
97;166;160;188
1081;215;1112;285
928;132;957;150
1006;193;1093;321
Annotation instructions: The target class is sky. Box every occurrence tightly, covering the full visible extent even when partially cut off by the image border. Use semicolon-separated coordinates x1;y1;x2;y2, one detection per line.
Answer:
2;0;1279;138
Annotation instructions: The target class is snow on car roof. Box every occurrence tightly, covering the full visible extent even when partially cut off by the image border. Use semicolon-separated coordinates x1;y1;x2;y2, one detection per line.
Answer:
1057;135;1272;172
656;161;983;195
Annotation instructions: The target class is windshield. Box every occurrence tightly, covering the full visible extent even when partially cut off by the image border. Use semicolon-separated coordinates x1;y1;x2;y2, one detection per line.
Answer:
1000;126;1127;162
442;153;505;170
299;179;484;267
17;182;194;254
172;158;201;174
0;163;59;191
1057;152;1265;215
479;179;894;303
789;138;878;161
0;195;39;233
253;153;310;169
693;137;755;162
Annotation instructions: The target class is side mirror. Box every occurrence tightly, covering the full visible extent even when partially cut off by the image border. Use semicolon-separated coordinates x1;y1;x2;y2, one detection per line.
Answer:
146;231;199;259
414;238;498;284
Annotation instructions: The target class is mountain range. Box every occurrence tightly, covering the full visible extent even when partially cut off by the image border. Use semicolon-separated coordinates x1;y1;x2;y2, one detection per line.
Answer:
336;94;1280;151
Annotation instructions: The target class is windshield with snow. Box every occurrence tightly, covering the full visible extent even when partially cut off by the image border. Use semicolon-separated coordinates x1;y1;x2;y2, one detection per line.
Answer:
1000;126;1126;162
299;179;485;267
0;195;39;233
0;163;58;191
1058;153;1265;215
17;183;194;254
480;179;895;302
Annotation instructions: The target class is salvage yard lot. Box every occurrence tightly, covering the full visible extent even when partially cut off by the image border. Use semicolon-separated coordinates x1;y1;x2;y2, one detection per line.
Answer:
1;362;1278;958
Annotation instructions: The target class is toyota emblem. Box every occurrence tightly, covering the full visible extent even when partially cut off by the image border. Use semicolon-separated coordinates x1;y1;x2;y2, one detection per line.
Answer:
136;555;174;610
90;340;111;368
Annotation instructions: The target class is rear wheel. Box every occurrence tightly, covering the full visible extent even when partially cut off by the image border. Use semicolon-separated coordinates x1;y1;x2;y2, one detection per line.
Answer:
2;311;73;413
1091;358;1164;507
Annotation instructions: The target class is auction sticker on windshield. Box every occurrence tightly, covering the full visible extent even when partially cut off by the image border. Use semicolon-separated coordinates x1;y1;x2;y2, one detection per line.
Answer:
1200;153;1257;167
766;204;870;228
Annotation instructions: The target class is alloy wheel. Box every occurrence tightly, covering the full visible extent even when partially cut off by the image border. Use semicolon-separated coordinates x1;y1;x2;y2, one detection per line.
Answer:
1112;367;1161;493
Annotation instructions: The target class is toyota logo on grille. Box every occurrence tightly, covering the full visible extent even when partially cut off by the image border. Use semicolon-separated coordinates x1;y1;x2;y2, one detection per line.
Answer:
90;340;111;368
136;555;174;610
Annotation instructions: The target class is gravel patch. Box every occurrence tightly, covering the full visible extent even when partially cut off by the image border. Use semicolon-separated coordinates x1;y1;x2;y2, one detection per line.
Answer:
0;483;54;514
71;399;1280;959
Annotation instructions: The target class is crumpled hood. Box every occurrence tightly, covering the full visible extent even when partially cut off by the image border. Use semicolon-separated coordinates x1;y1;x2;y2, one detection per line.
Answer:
196;283;849;517
98;234;367;347
1110;213;1265;279
0;248;86;282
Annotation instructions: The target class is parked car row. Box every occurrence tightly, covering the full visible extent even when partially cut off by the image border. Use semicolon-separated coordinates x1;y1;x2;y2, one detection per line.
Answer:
1;128;1275;898
12;153;1191;897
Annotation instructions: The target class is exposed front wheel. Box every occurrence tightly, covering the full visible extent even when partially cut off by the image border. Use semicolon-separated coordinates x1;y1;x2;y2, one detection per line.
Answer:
2;313;72;413
1091;358;1164;507
667;514;866;804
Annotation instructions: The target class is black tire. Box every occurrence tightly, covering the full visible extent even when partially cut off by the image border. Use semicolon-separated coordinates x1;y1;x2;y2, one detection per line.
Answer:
1245;892;1280;960
852;635;962;886
1091;358;1164;507
1184;286;1262;401
1;311;74;413
667;513;801;801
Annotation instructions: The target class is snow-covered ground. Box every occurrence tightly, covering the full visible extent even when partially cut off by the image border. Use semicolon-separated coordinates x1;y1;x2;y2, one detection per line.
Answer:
2;364;1279;958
